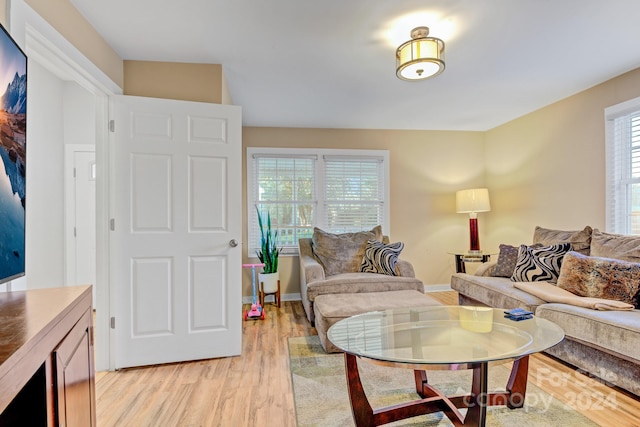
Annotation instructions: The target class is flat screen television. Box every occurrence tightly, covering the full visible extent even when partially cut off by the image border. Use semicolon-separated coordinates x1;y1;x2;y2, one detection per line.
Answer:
0;23;27;285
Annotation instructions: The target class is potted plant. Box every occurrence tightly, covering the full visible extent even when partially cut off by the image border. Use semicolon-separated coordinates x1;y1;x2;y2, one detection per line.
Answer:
256;207;280;293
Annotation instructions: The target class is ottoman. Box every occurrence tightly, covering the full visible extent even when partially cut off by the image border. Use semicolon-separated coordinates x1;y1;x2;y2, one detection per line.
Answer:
313;290;442;353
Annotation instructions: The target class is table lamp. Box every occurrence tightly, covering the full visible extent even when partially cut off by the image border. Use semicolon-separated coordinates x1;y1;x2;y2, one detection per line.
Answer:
456;188;491;253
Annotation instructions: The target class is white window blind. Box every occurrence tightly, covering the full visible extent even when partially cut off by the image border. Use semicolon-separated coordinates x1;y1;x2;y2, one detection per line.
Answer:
322;156;385;233
605;97;640;234
250;154;316;255
247;148;390;256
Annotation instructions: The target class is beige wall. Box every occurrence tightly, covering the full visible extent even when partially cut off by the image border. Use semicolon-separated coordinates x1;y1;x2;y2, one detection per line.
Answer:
25;0;123;87
25;0;640;299
484;67;640;249
0;0;6;25
243;127;485;298
124;61;223;103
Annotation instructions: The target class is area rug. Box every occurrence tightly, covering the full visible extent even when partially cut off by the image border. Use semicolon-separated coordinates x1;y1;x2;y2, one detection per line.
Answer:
289;336;598;427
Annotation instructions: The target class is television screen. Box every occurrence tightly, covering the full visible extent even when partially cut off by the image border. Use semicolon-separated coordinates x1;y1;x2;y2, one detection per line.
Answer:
0;23;26;285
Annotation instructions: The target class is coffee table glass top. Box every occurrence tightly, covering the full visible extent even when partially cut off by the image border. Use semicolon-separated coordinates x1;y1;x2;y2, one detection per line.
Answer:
327;306;564;367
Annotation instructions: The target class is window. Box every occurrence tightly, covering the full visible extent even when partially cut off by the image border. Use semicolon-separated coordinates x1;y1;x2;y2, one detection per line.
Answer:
605;96;640;234
247;148;390;255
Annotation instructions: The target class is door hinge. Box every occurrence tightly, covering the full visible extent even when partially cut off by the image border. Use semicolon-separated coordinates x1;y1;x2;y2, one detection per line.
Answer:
109;119;115;132
73;167;76;178
110;218;115;231
110;317;116;329
89;326;94;346
73;226;77;238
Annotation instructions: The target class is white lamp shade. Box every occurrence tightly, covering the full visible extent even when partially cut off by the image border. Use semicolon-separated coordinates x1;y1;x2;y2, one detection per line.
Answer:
456;188;491;213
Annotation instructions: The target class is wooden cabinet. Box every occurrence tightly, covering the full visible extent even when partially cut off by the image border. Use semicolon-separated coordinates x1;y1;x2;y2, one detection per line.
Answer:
0;286;96;426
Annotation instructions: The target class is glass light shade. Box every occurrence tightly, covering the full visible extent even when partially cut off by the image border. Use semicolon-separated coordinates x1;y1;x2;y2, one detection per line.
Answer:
456;188;491;214
396;36;445;81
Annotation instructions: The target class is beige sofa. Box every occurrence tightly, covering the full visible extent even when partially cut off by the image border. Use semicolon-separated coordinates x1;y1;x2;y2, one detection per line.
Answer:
298;233;424;324
451;227;640;396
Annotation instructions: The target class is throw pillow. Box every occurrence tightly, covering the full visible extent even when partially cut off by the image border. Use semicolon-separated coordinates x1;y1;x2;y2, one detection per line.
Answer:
557;251;640;309
311;226;383;276
510;243;572;283
590;229;640;263
532;225;592;255
492;243;542;277
359;240;404;276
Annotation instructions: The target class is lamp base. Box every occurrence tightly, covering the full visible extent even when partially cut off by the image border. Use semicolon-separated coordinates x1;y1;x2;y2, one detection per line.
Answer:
469;217;480;252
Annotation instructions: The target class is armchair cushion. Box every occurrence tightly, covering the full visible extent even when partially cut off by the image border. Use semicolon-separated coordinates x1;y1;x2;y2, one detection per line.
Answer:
311;226;383;276
306;272;424;302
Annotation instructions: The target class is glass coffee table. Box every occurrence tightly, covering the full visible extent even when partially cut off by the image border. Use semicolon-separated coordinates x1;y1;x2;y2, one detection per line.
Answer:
327;306;565;427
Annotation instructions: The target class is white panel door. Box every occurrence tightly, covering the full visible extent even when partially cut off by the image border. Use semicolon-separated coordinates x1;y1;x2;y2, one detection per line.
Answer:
112;95;242;369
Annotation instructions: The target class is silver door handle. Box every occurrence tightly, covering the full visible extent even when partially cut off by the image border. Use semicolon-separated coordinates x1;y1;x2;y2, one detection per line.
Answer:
229;239;239;247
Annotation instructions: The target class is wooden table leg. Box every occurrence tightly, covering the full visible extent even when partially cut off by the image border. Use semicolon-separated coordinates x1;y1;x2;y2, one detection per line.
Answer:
464;363;489;427
506;356;529;409
344;353;375;426
486;355;529;408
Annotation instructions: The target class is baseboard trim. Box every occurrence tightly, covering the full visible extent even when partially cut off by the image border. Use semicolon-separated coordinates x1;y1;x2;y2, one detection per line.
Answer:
242;287;451;303
242;293;301;304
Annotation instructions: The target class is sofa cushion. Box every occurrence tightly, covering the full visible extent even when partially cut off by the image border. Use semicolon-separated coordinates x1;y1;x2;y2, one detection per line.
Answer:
590;229;640;262
535;303;640;363
359;240;403;276
450;273;546;312
533;225;592;255
510;243;572;283
306;272;424;302
311;226;382;276
556;251;640;308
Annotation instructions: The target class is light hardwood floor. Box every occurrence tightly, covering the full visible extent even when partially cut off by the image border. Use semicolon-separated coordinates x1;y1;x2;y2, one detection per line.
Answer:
95;292;640;426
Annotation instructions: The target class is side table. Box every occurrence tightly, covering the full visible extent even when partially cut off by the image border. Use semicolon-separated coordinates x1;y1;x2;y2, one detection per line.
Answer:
449;251;495;273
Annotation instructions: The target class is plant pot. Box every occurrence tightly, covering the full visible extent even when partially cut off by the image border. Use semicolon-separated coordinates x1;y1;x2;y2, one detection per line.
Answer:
259;272;279;294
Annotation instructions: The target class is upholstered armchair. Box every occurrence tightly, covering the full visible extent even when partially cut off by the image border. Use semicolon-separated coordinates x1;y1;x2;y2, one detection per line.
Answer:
298;227;424;323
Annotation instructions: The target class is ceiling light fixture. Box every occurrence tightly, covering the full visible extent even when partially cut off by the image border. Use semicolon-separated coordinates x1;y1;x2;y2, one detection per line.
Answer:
396;26;445;81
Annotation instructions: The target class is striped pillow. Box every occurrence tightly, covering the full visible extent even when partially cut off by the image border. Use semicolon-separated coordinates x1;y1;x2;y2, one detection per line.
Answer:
511;243;572;283
359;240;404;276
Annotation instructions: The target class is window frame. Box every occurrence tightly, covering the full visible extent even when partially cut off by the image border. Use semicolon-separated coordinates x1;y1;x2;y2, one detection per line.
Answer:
246;147;390;257
605;96;640;234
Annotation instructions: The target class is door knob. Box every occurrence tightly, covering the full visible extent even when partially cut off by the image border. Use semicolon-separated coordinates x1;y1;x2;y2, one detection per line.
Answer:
229;239;239;247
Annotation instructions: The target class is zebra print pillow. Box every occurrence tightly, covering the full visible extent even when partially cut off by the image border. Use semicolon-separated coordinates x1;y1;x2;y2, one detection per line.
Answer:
510;243;572;283
359;240;404;276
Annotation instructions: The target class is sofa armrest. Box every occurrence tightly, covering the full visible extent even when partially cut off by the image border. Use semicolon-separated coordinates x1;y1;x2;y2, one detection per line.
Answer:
474;261;497;277
396;259;416;278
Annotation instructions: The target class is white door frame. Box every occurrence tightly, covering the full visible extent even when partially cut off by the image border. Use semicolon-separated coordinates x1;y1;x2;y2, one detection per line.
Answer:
11;1;120;370
64;144;96;287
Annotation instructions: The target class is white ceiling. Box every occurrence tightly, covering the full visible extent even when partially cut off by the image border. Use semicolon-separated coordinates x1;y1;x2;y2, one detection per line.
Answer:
71;0;640;131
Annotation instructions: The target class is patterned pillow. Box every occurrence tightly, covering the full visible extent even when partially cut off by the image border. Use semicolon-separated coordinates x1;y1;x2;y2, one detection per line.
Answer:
359;240;404;276
492;243;543;277
510;243;572;283
557;251;640;308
